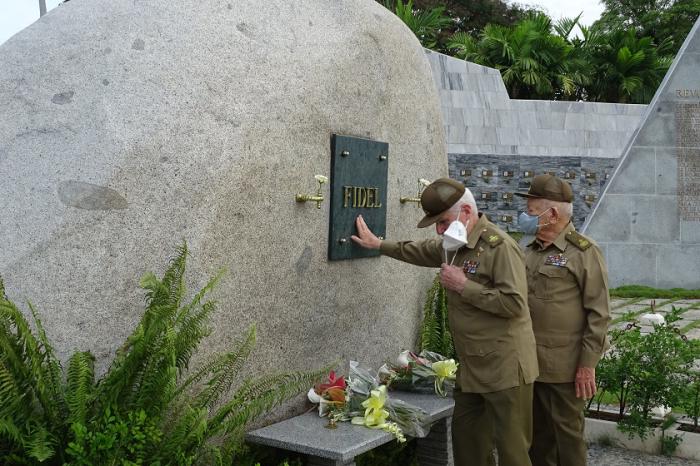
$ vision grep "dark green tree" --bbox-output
[596,0,700,55]
[585,28,673,103]
[378,0,542,52]
[447,13,582,99]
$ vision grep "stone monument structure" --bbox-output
[0,0,447,378]
[424,51,646,234]
[584,17,700,288]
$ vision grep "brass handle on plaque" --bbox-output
[400,178,431,205]
[296,175,328,209]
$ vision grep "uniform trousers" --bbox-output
[529,381,587,466]
[452,381,533,466]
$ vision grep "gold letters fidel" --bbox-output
[342,186,383,208]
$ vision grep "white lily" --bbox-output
[396,350,411,367]
[307,387,321,404]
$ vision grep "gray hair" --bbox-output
[447,190,478,215]
[540,199,573,220]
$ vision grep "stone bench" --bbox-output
[245,391,455,466]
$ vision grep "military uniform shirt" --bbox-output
[379,214,538,393]
[525,222,611,383]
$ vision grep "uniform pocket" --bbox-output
[533,266,569,300]
[536,335,577,374]
[463,340,508,384]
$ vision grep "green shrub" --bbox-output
[595,308,699,440]
[680,370,700,429]
[660,414,682,456]
[0,243,328,465]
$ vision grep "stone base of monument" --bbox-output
[585,415,700,460]
[245,391,455,466]
[585,416,664,455]
[667,425,700,461]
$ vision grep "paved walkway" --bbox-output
[589,444,700,464]
[610,298,700,336]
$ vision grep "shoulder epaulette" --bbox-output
[480,228,504,248]
[566,230,593,251]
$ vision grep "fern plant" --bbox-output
[0,243,328,465]
[418,274,454,359]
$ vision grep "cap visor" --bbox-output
[417,213,441,228]
[513,192,540,199]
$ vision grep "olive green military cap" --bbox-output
[514,174,573,203]
[417,177,465,228]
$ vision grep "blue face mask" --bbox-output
[518,208,551,235]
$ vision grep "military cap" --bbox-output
[514,174,573,203]
[417,177,465,228]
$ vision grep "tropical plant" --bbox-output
[419,274,454,359]
[585,28,673,104]
[447,13,582,100]
[380,0,453,49]
[378,0,543,51]
[0,244,328,465]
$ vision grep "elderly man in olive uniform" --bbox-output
[352,178,538,466]
[515,174,610,466]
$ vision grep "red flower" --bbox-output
[315,370,347,394]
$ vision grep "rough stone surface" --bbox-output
[0,0,447,398]
[245,391,454,461]
[585,17,700,287]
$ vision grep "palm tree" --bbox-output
[381,0,453,49]
[586,28,673,104]
[447,13,579,100]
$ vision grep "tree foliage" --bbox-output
[378,0,541,52]
[594,308,700,440]
[445,12,673,103]
[380,0,680,103]
[0,244,328,465]
[596,0,700,55]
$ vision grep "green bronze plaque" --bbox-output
[328,134,388,261]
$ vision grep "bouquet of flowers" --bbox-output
[307,362,427,442]
[379,350,458,397]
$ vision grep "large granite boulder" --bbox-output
[0,0,447,379]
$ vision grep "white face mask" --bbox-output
[442,210,469,265]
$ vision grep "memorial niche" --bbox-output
[328,134,389,261]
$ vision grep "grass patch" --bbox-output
[610,285,700,299]
[677,301,700,333]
